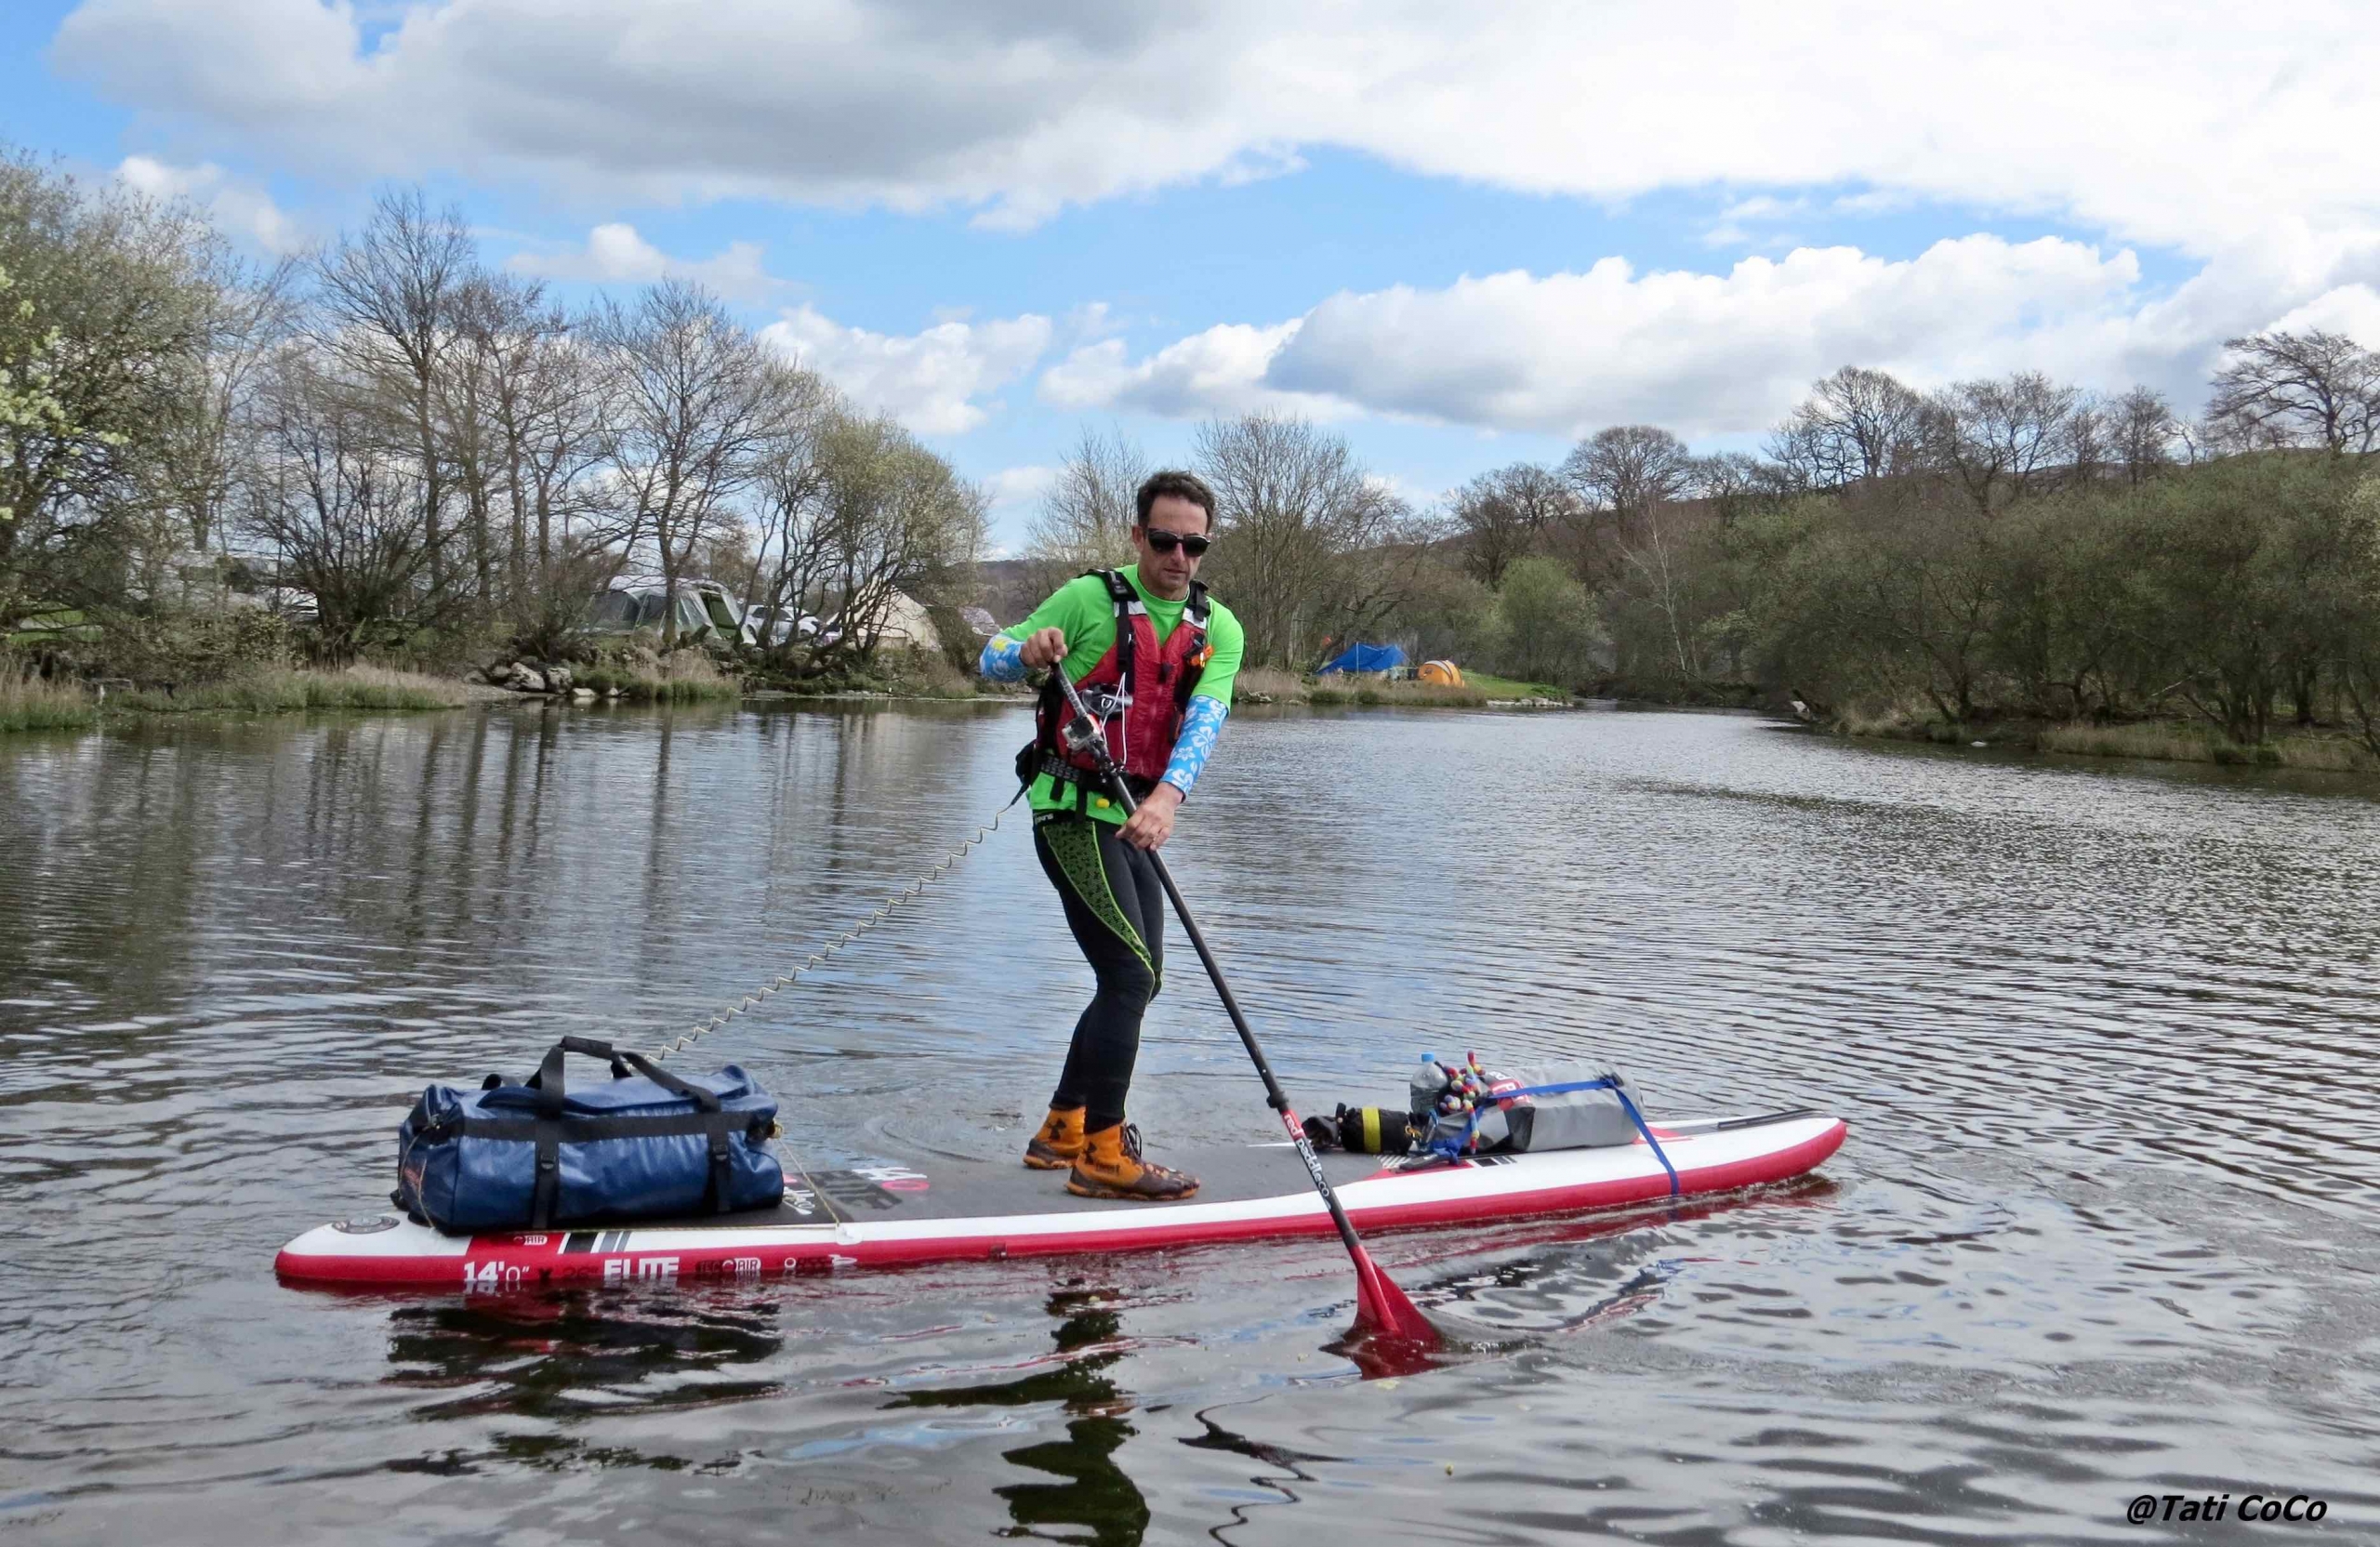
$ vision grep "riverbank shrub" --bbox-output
[0,673,99,732]
[858,646,977,699]
[1307,679,1489,707]
[75,607,295,686]
[577,646,739,704]
[746,644,979,699]
[109,665,468,714]
[2039,721,2374,772]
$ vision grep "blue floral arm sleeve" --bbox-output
[1161,695,1229,798]
[980,634,1026,681]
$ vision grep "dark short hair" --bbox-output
[1135,469,1217,530]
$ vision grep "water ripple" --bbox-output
[3,704,2377,1542]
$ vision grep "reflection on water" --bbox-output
[5,701,2380,1543]
[387,1291,788,1429]
[893,1289,1149,1547]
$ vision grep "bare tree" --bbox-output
[158,250,302,557]
[241,344,451,658]
[1452,462,1575,587]
[1558,424,1693,585]
[1195,411,1403,668]
[1025,424,1145,593]
[745,361,840,658]
[2206,330,2380,456]
[312,188,478,599]
[450,275,619,649]
[594,280,775,644]
[1689,451,1791,523]
[1766,365,1926,488]
[1563,424,1695,521]
[1616,498,1705,679]
[807,412,985,666]
[1921,371,2083,513]
[435,279,504,604]
[2107,386,2181,485]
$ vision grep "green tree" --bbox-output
[1493,556,1602,686]
[0,148,220,616]
[2135,455,2353,745]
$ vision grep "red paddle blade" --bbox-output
[1349,1248,1440,1346]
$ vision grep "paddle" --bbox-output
[1047,669,1441,1349]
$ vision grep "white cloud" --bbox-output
[50,1,2380,257]
[1039,235,2380,440]
[56,3,2380,444]
[505,222,778,300]
[982,464,1058,509]
[115,155,302,252]
[760,305,1052,436]
[2266,284,2380,344]
[1039,322,1349,420]
[1702,194,1816,250]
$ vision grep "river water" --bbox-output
[4,702,2377,1544]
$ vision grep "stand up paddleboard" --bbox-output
[277,1109,1844,1290]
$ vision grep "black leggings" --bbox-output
[1034,814,1165,1131]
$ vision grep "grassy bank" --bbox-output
[0,675,101,732]
[1461,671,1571,702]
[111,665,469,715]
[1236,667,1566,708]
[1839,708,2379,774]
[1307,679,1488,707]
[577,650,741,704]
[2037,720,2376,773]
[3,666,468,732]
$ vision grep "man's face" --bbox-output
[1132,494,1210,600]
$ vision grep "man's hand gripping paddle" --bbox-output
[1050,673,1441,1352]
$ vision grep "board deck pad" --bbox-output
[277,1112,1847,1290]
[771,1144,1389,1224]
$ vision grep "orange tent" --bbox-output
[1417,660,1463,686]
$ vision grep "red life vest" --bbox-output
[1033,570,1213,808]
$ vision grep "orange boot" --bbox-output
[1066,1123,1200,1201]
[1023,1105,1088,1170]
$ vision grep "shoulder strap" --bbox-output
[1092,569,1139,697]
[1170,581,1213,709]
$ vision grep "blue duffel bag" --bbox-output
[395,1036,784,1234]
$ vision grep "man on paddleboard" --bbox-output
[980,471,1244,1201]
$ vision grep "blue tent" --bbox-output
[1316,642,1407,675]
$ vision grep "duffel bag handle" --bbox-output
[534,1036,724,1118]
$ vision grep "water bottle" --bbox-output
[1409,1051,1450,1125]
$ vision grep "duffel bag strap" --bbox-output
[525,1037,731,1230]
[531,1036,724,1117]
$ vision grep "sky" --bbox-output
[7,1,2378,552]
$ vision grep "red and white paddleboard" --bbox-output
[276,1110,1845,1291]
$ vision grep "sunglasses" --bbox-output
[1144,530,1212,557]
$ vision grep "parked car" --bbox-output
[743,602,826,649]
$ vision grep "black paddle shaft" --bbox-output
[1049,679,1371,1261]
